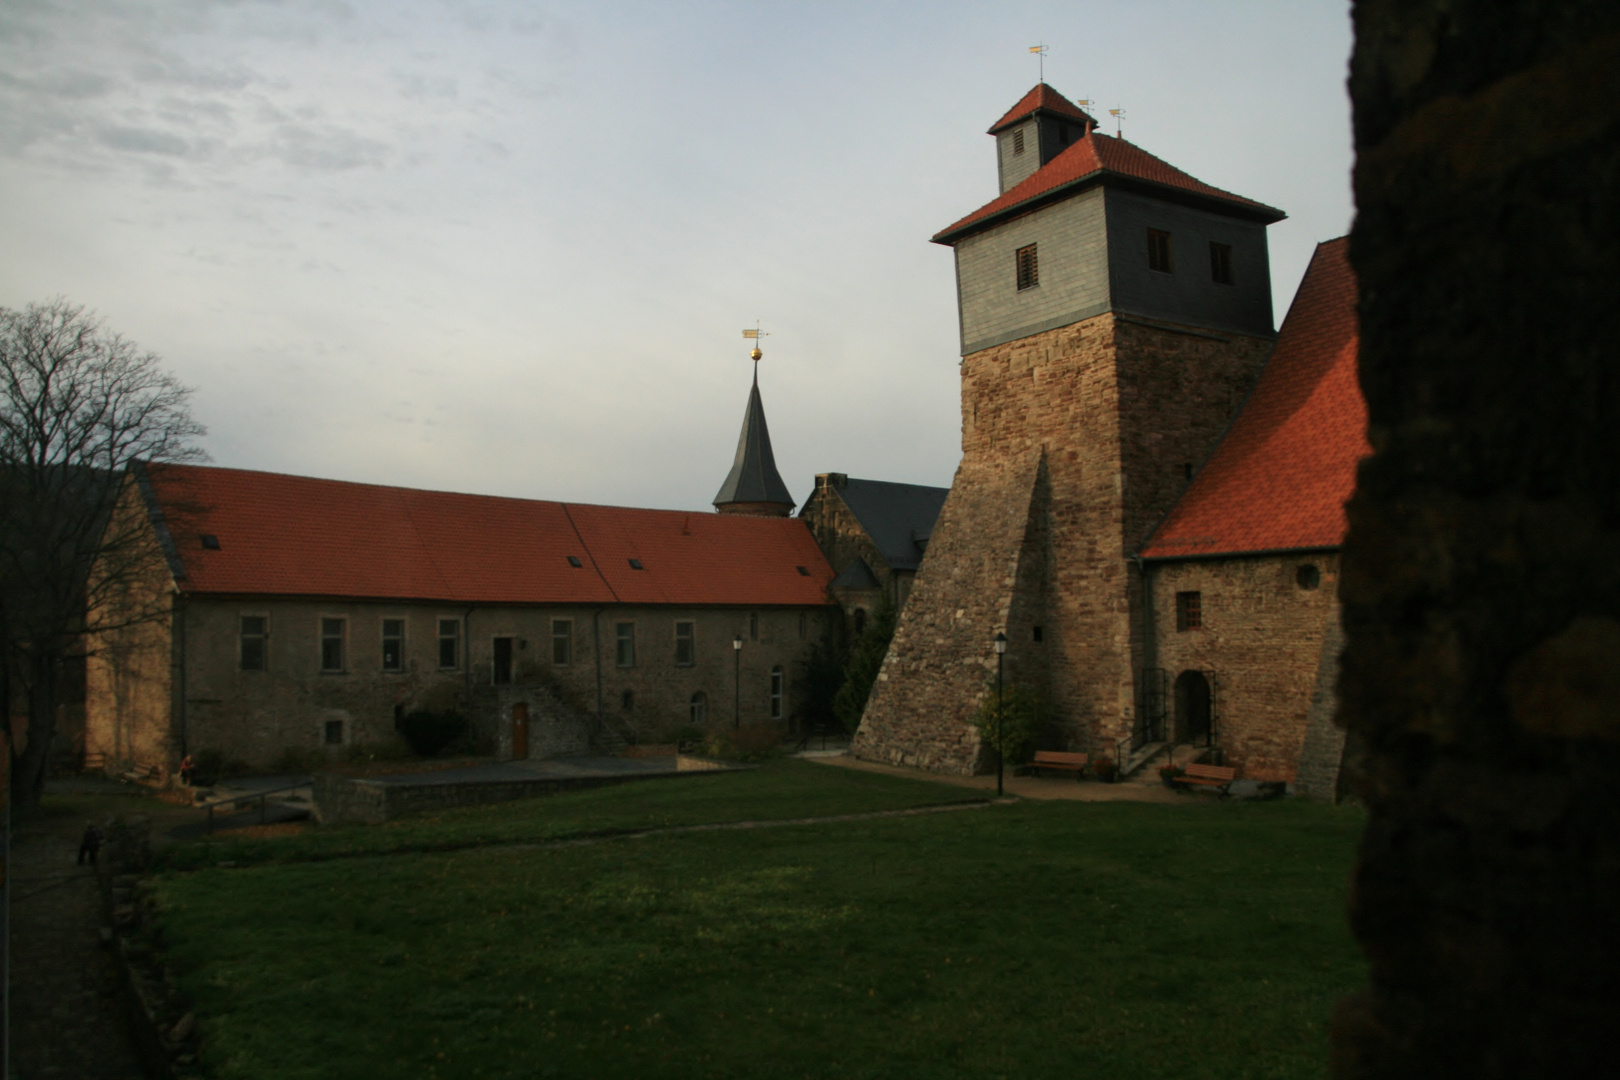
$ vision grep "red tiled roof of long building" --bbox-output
[140,464,834,606]
[933,130,1284,244]
[987,82,1093,133]
[1138,238,1367,560]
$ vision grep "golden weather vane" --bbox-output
[1109,107,1127,138]
[741,323,769,363]
[1029,43,1047,82]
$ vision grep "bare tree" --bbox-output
[1,300,206,813]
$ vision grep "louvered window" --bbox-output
[1016,243,1039,291]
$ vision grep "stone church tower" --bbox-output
[852,84,1286,773]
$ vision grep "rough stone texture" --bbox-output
[87,588,832,773]
[855,312,1270,772]
[1332,5,1620,1077]
[1149,554,1341,782]
[799,473,906,622]
[1294,607,1348,802]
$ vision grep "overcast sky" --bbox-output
[1,0,1354,512]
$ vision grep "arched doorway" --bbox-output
[1174,670,1212,745]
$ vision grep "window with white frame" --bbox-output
[674,621,695,666]
[552,619,572,666]
[769,665,785,720]
[616,622,636,667]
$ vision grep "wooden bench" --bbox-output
[1176,762,1237,796]
[1025,751,1090,778]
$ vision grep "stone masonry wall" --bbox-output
[851,453,1047,773]
[855,310,1270,772]
[1149,553,1341,783]
[1332,6,1620,1075]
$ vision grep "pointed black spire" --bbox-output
[714,364,795,516]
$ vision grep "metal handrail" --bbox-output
[199,779,312,833]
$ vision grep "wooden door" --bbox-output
[511,702,529,760]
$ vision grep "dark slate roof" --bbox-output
[830,557,881,590]
[713,373,795,511]
[833,478,950,572]
[1139,238,1367,560]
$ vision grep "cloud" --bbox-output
[96,124,192,156]
[269,123,390,171]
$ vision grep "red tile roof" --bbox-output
[988,83,1093,134]
[1139,238,1367,560]
[933,130,1285,244]
[141,464,834,606]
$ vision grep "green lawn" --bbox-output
[156,759,986,870]
[149,762,1367,1080]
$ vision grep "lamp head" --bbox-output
[733,636,743,650]
[993,631,1008,655]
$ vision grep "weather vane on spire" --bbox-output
[1029,44,1047,83]
[1109,106,1127,138]
[741,323,768,380]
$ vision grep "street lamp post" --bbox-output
[993,631,1008,797]
[733,635,743,730]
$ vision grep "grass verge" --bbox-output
[156,758,985,870]
[148,768,1366,1080]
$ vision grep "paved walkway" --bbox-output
[8,800,147,1079]
[806,751,1188,803]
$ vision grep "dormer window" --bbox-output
[1012,128,1025,155]
[200,534,220,550]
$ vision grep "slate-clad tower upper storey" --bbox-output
[938,83,1286,354]
[989,83,1099,193]
[853,84,1289,775]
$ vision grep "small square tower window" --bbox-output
[1016,244,1039,291]
[1209,242,1234,285]
[1175,591,1202,631]
[1148,229,1174,273]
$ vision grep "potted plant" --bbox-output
[1091,755,1118,783]
[1159,763,1186,788]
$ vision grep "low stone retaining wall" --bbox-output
[312,757,733,824]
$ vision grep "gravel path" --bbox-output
[8,812,147,1079]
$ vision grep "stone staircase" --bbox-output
[590,715,633,756]
[1121,741,1213,783]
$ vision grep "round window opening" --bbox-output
[1296,564,1321,590]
